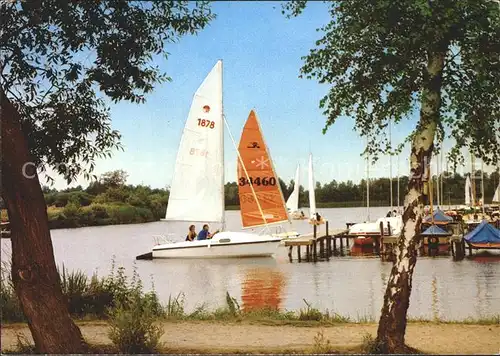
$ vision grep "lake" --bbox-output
[2,206,499,321]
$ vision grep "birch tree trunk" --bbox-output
[1,90,87,353]
[375,49,447,353]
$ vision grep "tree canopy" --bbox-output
[284,0,500,352]
[1,0,214,183]
[284,0,500,167]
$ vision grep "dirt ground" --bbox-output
[1,321,499,354]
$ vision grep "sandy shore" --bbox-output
[1,321,499,354]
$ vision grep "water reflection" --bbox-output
[431,276,438,320]
[241,268,286,311]
[1,207,499,320]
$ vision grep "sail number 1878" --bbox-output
[198,119,215,129]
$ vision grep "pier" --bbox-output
[286,219,472,263]
[284,222,351,262]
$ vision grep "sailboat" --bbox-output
[492,182,500,206]
[237,110,295,232]
[349,141,402,239]
[308,153,325,225]
[286,164,306,220]
[151,61,282,259]
[464,174,472,208]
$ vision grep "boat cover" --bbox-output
[423,209,454,224]
[464,220,500,244]
[421,224,451,236]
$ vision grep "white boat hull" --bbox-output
[349,216,403,236]
[473,249,500,256]
[152,231,281,259]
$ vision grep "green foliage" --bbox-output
[100,170,129,188]
[299,299,324,321]
[0,263,26,323]
[62,200,81,218]
[284,0,500,167]
[107,265,164,354]
[1,1,215,184]
[2,258,164,325]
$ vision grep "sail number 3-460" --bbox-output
[198,119,215,129]
[239,177,276,186]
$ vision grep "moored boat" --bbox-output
[464,220,500,256]
[286,164,307,220]
[150,61,285,259]
[307,153,325,225]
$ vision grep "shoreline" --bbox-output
[2,320,499,354]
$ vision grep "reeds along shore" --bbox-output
[2,261,499,326]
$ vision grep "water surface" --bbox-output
[2,207,499,320]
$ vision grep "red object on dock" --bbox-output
[353,237,374,246]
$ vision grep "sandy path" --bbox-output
[2,321,499,354]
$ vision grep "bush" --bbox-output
[90,203,109,219]
[107,205,136,224]
[107,267,164,354]
[299,299,323,321]
[0,264,26,323]
[63,201,81,219]
[135,207,154,222]
[77,206,95,226]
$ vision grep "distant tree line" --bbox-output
[226,170,499,208]
[3,169,497,228]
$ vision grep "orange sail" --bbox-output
[237,110,289,228]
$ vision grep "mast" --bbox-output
[220,59,225,229]
[471,152,476,206]
[389,119,393,213]
[397,154,400,212]
[366,137,370,221]
[446,157,450,210]
[481,159,485,213]
[435,152,440,207]
[440,149,444,206]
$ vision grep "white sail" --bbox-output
[164,61,224,223]
[465,175,471,206]
[286,164,300,213]
[493,182,500,203]
[308,153,316,218]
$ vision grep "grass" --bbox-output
[3,261,499,327]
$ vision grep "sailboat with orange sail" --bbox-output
[151,61,283,259]
[237,110,299,239]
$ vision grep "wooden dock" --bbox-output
[380,222,467,261]
[286,220,470,263]
[284,222,352,262]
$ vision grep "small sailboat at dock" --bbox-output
[308,153,325,225]
[286,164,307,220]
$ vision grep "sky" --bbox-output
[44,1,496,190]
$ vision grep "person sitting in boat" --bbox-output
[185,225,197,241]
[197,224,219,240]
[300,211,305,218]
[315,212,322,221]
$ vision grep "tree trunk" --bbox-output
[375,49,447,354]
[1,90,87,353]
